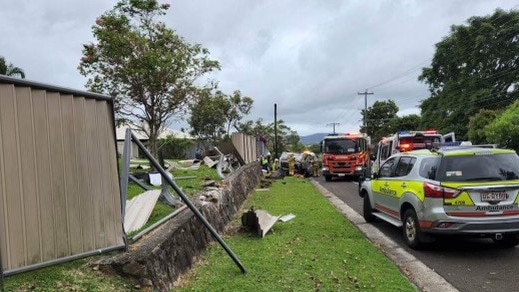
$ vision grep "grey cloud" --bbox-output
[1,0,518,137]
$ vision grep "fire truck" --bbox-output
[372,130,455,173]
[321,132,371,181]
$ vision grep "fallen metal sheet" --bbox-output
[166,160,201,171]
[241,209,280,238]
[124,189,161,233]
[256,210,280,237]
[203,156,218,168]
[278,213,296,222]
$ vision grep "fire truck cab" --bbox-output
[372,130,455,173]
[321,132,371,181]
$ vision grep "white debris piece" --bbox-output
[203,156,218,168]
[124,190,161,233]
[241,208,280,238]
[278,213,296,222]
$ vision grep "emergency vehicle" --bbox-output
[360,146,519,249]
[372,130,455,173]
[321,132,371,181]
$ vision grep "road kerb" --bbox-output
[310,180,459,292]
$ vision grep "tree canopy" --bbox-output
[485,100,519,151]
[467,109,501,144]
[78,0,220,156]
[188,89,253,147]
[361,100,399,142]
[419,9,519,140]
[0,56,25,78]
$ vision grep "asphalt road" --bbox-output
[315,176,519,292]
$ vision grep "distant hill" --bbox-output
[300,133,329,145]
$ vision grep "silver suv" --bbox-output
[359,147,519,249]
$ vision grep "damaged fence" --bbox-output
[0,76,125,276]
[119,129,247,274]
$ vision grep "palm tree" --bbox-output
[0,56,25,78]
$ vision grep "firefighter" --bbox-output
[301,151,314,177]
[288,153,296,176]
[312,156,320,177]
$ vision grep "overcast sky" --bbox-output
[1,0,518,136]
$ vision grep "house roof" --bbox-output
[115,124,194,141]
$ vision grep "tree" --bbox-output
[0,56,25,78]
[360,100,399,143]
[285,130,305,152]
[158,135,195,159]
[419,9,519,140]
[225,90,253,136]
[468,109,501,144]
[78,0,220,157]
[188,89,228,146]
[188,89,253,147]
[390,114,422,133]
[485,101,519,151]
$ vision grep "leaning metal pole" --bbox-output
[120,129,132,220]
[129,130,247,274]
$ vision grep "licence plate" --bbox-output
[481,191,508,202]
[338,174,345,177]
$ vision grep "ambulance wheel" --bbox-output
[403,209,423,249]
[363,193,375,222]
[325,175,332,181]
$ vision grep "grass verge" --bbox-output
[3,172,416,291]
[175,176,417,291]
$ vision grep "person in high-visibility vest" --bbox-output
[272,158,279,171]
[261,155,270,173]
[288,154,296,176]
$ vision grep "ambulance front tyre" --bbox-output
[363,193,375,223]
[324,175,332,182]
[403,208,424,250]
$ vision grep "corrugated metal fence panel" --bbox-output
[231,133,257,164]
[0,81,124,273]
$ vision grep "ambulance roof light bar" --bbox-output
[398,129,439,136]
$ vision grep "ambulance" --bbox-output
[372,130,455,173]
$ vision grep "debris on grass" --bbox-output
[241,207,280,238]
[278,213,296,222]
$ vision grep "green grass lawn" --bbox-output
[175,176,417,291]
[3,170,416,291]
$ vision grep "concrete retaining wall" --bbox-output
[98,162,263,291]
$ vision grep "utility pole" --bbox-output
[326,122,340,134]
[358,89,374,129]
[274,103,278,159]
